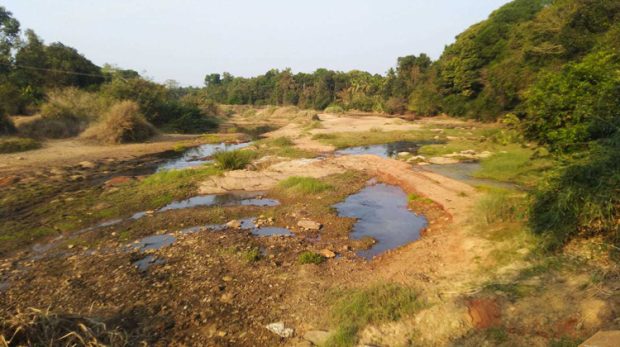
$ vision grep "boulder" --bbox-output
[297,219,322,231]
[266,322,294,338]
[428,157,460,165]
[580,330,620,347]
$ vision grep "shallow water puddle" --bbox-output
[157,142,250,171]
[422,162,520,190]
[334,183,427,258]
[159,193,279,212]
[335,141,429,158]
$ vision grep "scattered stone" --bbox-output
[297,219,322,231]
[226,220,242,229]
[222,275,233,282]
[319,249,336,258]
[397,151,410,157]
[16,156,25,160]
[220,292,234,304]
[460,149,476,155]
[266,322,294,338]
[78,161,96,169]
[303,330,331,345]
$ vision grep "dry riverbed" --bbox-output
[1,110,618,346]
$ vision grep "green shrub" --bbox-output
[278,176,332,194]
[530,134,620,249]
[270,136,294,147]
[81,101,156,144]
[324,105,344,114]
[325,283,423,346]
[0,137,41,153]
[213,149,255,170]
[297,251,325,265]
[384,97,407,115]
[160,103,219,134]
[0,113,16,135]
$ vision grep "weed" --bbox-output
[81,101,156,144]
[313,130,439,149]
[241,247,262,263]
[213,149,256,170]
[408,193,433,204]
[297,251,325,265]
[278,176,332,195]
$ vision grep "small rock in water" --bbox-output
[266,322,294,338]
[297,219,322,231]
[319,249,336,258]
[226,220,242,229]
[397,151,410,157]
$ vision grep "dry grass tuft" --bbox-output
[0,308,128,347]
[81,101,156,144]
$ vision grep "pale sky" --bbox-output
[4,1,511,86]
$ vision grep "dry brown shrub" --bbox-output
[0,308,128,347]
[81,101,156,144]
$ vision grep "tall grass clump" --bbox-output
[81,101,156,144]
[19,88,110,138]
[213,149,255,170]
[325,283,423,347]
[277,176,332,195]
[0,137,41,153]
[297,251,325,265]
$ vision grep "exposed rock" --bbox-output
[479,151,493,158]
[319,249,336,258]
[468,298,501,329]
[397,151,410,157]
[303,330,331,345]
[460,149,476,155]
[297,219,322,231]
[220,292,234,304]
[428,157,460,165]
[266,322,294,338]
[226,220,242,229]
[580,330,620,347]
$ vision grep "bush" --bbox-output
[81,101,156,144]
[324,105,344,114]
[297,251,325,265]
[0,137,41,153]
[212,149,255,170]
[0,113,16,135]
[278,176,332,194]
[161,103,219,134]
[530,134,620,249]
[384,97,407,115]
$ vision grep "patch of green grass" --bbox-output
[324,105,344,114]
[474,146,554,186]
[325,283,424,347]
[241,247,262,263]
[270,136,294,147]
[254,137,315,159]
[408,193,433,204]
[297,251,325,265]
[213,149,256,170]
[201,133,248,144]
[278,176,332,195]
[485,327,509,343]
[312,130,438,149]
[475,188,528,228]
[549,336,582,347]
[0,137,41,153]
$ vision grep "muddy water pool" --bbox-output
[334,182,427,258]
